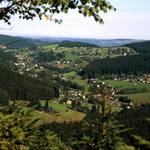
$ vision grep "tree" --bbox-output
[0,0,115,25]
[44,99,49,110]
[90,81,116,135]
[28,98,41,110]
[0,105,69,149]
[70,82,120,150]
[0,89,10,106]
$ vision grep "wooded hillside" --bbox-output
[124,41,150,54]
[81,54,150,77]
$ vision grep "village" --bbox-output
[7,44,149,111]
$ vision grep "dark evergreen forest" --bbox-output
[80,54,150,77]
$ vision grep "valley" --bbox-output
[10,40,150,104]
[0,35,150,150]
[1,0,150,149]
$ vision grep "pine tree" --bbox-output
[0,89,10,106]
[44,99,49,111]
[0,104,69,150]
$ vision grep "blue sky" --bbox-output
[0,0,150,39]
[111,0,150,13]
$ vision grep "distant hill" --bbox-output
[58,41,99,48]
[31,36,142,47]
[124,41,150,54]
[1,35,143,48]
[0,34,40,49]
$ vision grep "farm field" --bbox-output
[33,101,85,123]
[103,80,150,93]
[69,77,150,103]
[42,44,59,50]
[14,100,85,123]
[71,78,90,93]
[99,80,150,103]
[122,92,150,104]
[32,109,85,123]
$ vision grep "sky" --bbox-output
[0,0,150,39]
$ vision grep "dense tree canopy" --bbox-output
[0,0,115,24]
[80,54,150,77]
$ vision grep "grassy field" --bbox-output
[15,100,85,123]
[99,48,121,58]
[32,109,85,123]
[122,92,150,104]
[64,52,78,61]
[55,47,74,53]
[102,80,150,104]
[63,71,77,79]
[72,78,90,93]
[42,44,59,51]
[33,101,85,123]
[100,48,109,58]
[40,100,68,112]
[72,78,87,86]
[63,77,150,104]
[103,80,150,93]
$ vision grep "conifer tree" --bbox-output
[0,104,69,149]
[0,89,9,106]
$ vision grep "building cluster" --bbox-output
[59,88,85,105]
[14,54,43,77]
[108,47,134,56]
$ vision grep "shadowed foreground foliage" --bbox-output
[0,105,69,150]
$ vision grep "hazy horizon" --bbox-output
[0,34,149,41]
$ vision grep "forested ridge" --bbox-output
[124,41,150,54]
[58,41,99,48]
[0,34,38,49]
[0,50,17,69]
[81,53,150,77]
[81,40,150,77]
[0,65,57,101]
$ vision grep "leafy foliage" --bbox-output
[35,50,64,62]
[71,115,119,150]
[131,135,150,150]
[0,0,115,24]
[117,104,150,149]
[115,142,135,150]
[0,105,69,150]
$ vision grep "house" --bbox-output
[66,100,72,105]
